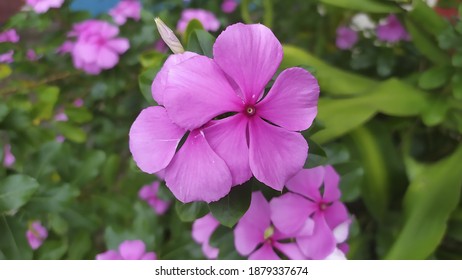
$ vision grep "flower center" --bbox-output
[245,105,256,116]
[319,202,328,211]
[264,226,274,240]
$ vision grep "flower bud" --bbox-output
[154,17,184,54]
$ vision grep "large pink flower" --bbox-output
[109,0,141,26]
[96,240,156,260]
[177,9,220,33]
[26,0,64,14]
[70,20,129,75]
[26,221,48,250]
[270,166,350,259]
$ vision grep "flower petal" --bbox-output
[286,167,324,201]
[97,48,118,69]
[269,193,316,236]
[323,248,346,260]
[151,52,198,105]
[213,23,283,104]
[96,250,122,260]
[257,67,319,131]
[202,242,219,259]
[274,242,306,260]
[324,201,349,230]
[333,220,351,244]
[204,114,251,186]
[141,252,157,260]
[119,240,146,260]
[296,214,336,260]
[234,192,269,255]
[323,165,341,202]
[107,38,129,53]
[192,214,220,244]
[163,55,242,130]
[248,243,280,260]
[164,130,232,203]
[129,106,186,174]
[248,117,308,190]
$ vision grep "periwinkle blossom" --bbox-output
[192,214,220,259]
[108,0,141,26]
[69,20,129,75]
[0,50,14,64]
[129,23,319,203]
[3,144,15,167]
[376,15,410,43]
[26,0,65,14]
[138,181,170,215]
[336,26,358,50]
[73,98,84,107]
[54,109,68,122]
[26,49,39,61]
[221,0,238,14]
[177,9,220,33]
[269,166,350,260]
[26,221,48,250]
[0,29,19,43]
[56,41,74,55]
[96,240,156,260]
[234,192,305,260]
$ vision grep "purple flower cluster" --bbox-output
[129,23,319,203]
[26,221,48,250]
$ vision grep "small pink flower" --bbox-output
[56,41,74,55]
[192,214,220,259]
[221,0,238,14]
[138,181,170,215]
[3,144,16,167]
[73,98,84,107]
[96,240,157,260]
[376,14,410,43]
[26,49,39,61]
[26,0,65,14]
[336,26,358,50]
[0,50,14,64]
[56,135,65,143]
[26,221,48,250]
[54,109,68,122]
[0,29,20,43]
[177,9,220,33]
[154,39,168,53]
[70,20,130,75]
[109,0,141,25]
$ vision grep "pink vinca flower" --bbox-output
[221,0,238,14]
[0,29,20,43]
[73,98,84,107]
[138,181,170,215]
[376,14,410,43]
[177,9,220,33]
[0,50,14,64]
[270,166,350,260]
[26,0,65,14]
[56,41,74,55]
[129,23,319,203]
[3,144,16,167]
[192,214,220,259]
[96,240,156,260]
[26,221,48,250]
[336,26,358,50]
[27,49,39,61]
[234,192,305,260]
[109,0,141,25]
[70,20,129,75]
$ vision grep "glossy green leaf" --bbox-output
[422,97,449,126]
[0,216,32,259]
[209,183,252,228]
[186,30,216,58]
[418,66,452,90]
[317,0,401,13]
[0,175,39,213]
[182,19,204,45]
[175,201,209,222]
[386,146,462,259]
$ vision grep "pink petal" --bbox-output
[323,165,341,202]
[234,192,269,255]
[213,23,283,104]
[286,167,324,201]
[248,117,308,190]
[164,130,232,203]
[73,42,97,63]
[273,242,306,260]
[204,114,251,186]
[151,52,198,106]
[192,214,220,244]
[324,201,349,230]
[107,38,130,53]
[333,220,351,244]
[202,242,219,259]
[248,243,280,260]
[97,47,119,69]
[324,248,346,260]
[141,252,157,260]
[269,193,316,236]
[151,199,170,215]
[129,106,185,174]
[256,67,319,131]
[138,184,157,200]
[296,214,336,260]
[163,55,242,130]
[96,250,122,260]
[119,240,146,260]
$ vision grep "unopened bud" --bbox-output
[154,17,184,54]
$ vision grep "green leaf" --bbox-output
[418,66,452,90]
[304,139,327,168]
[139,50,166,69]
[422,96,449,126]
[408,0,449,36]
[452,73,462,99]
[64,107,92,124]
[452,52,462,68]
[33,86,59,121]
[317,0,401,13]
[138,67,160,105]
[72,150,106,185]
[55,122,87,143]
[67,231,92,259]
[386,146,462,259]
[209,183,252,228]
[186,30,216,58]
[182,19,204,45]
[282,45,378,96]
[37,240,68,260]
[0,175,39,213]
[175,201,209,222]
[0,64,11,80]
[334,162,363,202]
[102,154,121,187]
[0,216,32,259]
[0,103,9,123]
